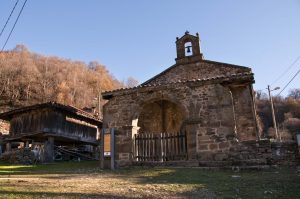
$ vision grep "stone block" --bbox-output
[198,135,210,141]
[119,153,130,160]
[218,127,233,136]
[116,142,132,153]
[198,144,208,151]
[208,120,222,127]
[206,129,218,135]
[219,141,230,149]
[200,140,214,144]
[116,160,132,168]
[214,153,228,161]
[197,152,214,161]
[209,143,218,150]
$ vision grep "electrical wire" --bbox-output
[0,0,20,39]
[1,0,28,52]
[276,67,300,96]
[271,55,300,86]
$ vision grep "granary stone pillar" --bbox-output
[6,142,11,152]
[44,137,54,163]
[25,140,30,148]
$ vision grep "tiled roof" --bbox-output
[141,59,251,86]
[102,72,254,97]
[0,102,102,123]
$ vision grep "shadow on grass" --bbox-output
[124,167,300,199]
[115,167,235,185]
[0,189,219,199]
[0,161,99,175]
[0,190,134,199]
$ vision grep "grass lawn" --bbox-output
[0,161,299,198]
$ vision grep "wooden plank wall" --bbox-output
[9,109,97,143]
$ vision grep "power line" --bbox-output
[1,0,28,52]
[0,0,20,39]
[271,55,300,86]
[276,67,300,96]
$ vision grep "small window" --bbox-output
[185,42,193,56]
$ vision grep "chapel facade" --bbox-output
[102,31,259,167]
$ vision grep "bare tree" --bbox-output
[125,77,139,88]
[288,88,300,100]
[0,45,123,110]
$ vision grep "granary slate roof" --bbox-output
[0,101,101,123]
[102,72,254,99]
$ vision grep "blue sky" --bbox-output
[0,0,299,96]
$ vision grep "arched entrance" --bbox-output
[138,100,184,133]
[133,99,187,162]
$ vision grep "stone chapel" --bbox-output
[102,31,259,167]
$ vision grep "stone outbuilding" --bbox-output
[102,32,260,167]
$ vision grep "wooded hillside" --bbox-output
[0,45,122,112]
[256,90,300,140]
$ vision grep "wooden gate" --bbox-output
[133,132,187,162]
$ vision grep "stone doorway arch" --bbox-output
[131,98,189,162]
[137,99,185,134]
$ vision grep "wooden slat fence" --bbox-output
[133,132,187,162]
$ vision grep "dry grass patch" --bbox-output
[0,161,299,198]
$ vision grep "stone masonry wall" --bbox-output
[103,79,257,167]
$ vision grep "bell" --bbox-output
[186,46,191,53]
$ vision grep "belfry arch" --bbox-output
[175,31,203,62]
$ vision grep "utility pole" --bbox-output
[267,85,280,141]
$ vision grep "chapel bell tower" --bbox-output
[175,31,203,64]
